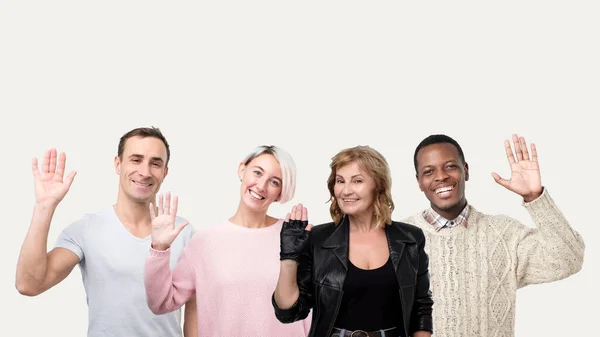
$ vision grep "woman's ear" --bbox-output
[237,162,246,181]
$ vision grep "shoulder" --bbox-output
[401,211,425,224]
[389,220,426,243]
[309,221,337,243]
[174,215,195,240]
[185,220,230,246]
[469,206,516,224]
[61,208,112,234]
[468,206,529,233]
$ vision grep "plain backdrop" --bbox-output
[1,1,598,336]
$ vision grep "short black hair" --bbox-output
[413,134,465,174]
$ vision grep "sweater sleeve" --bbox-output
[144,246,197,315]
[515,188,585,288]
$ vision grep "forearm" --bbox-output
[144,248,195,314]
[183,294,198,337]
[16,202,58,291]
[521,189,585,280]
[525,189,584,246]
[273,260,300,309]
[413,331,431,337]
[411,233,434,333]
[183,319,197,337]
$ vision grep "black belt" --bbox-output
[330,327,398,337]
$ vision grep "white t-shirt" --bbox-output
[55,207,194,337]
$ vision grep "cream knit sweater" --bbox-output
[403,189,585,337]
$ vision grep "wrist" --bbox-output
[151,242,170,251]
[523,187,543,203]
[34,199,60,210]
[33,201,59,221]
[280,259,299,268]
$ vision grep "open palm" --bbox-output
[150,192,189,251]
[492,134,543,200]
[32,149,77,205]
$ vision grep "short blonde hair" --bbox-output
[242,145,296,204]
[327,146,394,228]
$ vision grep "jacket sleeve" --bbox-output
[516,188,585,288]
[409,229,434,334]
[272,241,314,323]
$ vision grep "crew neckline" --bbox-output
[224,218,283,233]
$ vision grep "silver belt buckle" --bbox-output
[350,330,369,337]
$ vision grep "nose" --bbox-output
[433,169,449,182]
[256,177,268,192]
[137,164,151,177]
[342,182,353,196]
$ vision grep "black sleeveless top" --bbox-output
[333,257,404,333]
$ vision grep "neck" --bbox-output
[348,212,378,232]
[229,201,275,229]
[434,199,467,220]
[114,193,153,228]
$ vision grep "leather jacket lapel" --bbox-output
[386,224,417,285]
[321,215,349,287]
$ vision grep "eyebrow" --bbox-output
[336,174,365,179]
[128,154,164,163]
[420,160,457,170]
[252,165,282,182]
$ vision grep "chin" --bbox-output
[129,192,153,203]
[135,197,153,204]
[435,201,460,212]
[243,199,269,211]
[340,208,366,217]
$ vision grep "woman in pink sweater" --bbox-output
[143,145,311,337]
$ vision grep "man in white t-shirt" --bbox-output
[16,126,197,337]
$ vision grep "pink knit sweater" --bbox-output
[144,219,311,337]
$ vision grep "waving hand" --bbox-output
[492,134,543,202]
[32,149,77,206]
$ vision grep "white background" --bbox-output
[1,1,598,336]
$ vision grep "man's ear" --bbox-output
[114,156,121,175]
[416,174,424,192]
[464,162,469,181]
[164,166,169,179]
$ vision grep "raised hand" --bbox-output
[32,149,77,206]
[492,134,543,202]
[150,192,189,251]
[280,203,313,262]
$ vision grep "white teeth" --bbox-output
[343,199,358,202]
[436,186,453,194]
[134,181,151,187]
[249,190,265,200]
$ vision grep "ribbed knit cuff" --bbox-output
[521,186,551,212]
[149,246,172,257]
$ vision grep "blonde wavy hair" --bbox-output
[327,146,394,228]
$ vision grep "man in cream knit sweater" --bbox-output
[403,133,585,337]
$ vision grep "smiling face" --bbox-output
[114,136,169,204]
[237,153,283,213]
[416,142,469,219]
[333,161,377,219]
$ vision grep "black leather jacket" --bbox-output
[273,216,433,337]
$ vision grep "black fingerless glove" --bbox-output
[279,219,311,261]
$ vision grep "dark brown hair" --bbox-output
[117,127,170,166]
